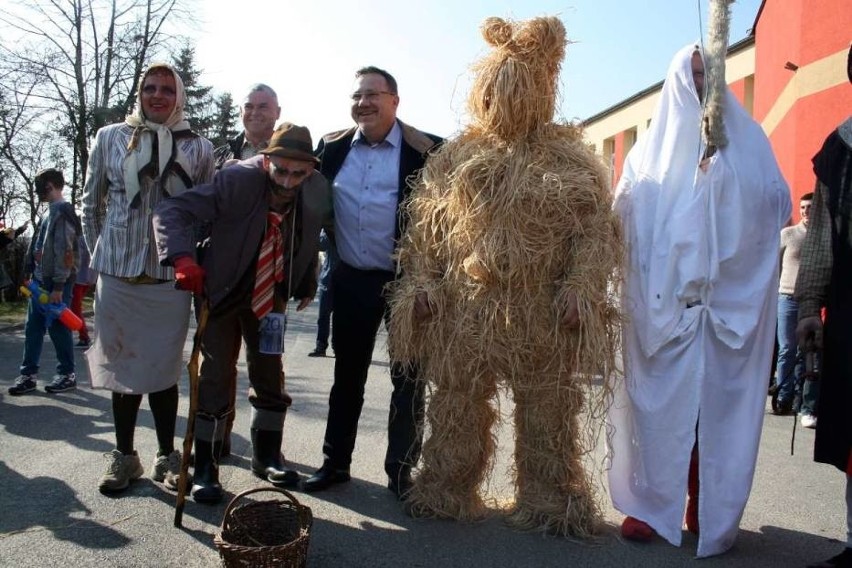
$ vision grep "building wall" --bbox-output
[583,42,755,188]
[584,0,851,213]
[754,0,852,219]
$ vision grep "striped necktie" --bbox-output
[251,211,284,319]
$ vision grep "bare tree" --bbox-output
[0,0,195,208]
[0,79,65,227]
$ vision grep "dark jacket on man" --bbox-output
[316,120,441,244]
[213,132,247,169]
[153,155,330,309]
[306,119,440,487]
[804,124,852,472]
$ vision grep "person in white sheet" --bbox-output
[607,44,791,557]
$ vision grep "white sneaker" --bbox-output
[45,373,77,393]
[800,414,817,429]
[99,450,143,493]
[152,449,182,491]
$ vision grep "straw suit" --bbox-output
[388,17,623,536]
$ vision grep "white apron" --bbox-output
[86,274,191,394]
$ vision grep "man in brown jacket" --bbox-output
[154,123,329,503]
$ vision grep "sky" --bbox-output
[192,0,764,140]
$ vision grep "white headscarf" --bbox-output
[615,44,791,357]
[122,63,194,205]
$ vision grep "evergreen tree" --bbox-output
[210,92,239,148]
[172,45,215,134]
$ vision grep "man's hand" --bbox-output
[173,256,205,296]
[49,289,63,304]
[414,291,432,321]
[296,297,312,311]
[561,291,580,328]
[796,315,823,351]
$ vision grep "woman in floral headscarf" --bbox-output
[81,63,215,495]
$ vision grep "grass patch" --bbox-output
[0,296,94,328]
[0,299,29,327]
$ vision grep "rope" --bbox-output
[696,0,709,166]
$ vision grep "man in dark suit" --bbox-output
[303,66,441,499]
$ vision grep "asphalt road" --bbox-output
[0,301,845,567]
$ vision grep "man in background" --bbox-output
[209,82,282,456]
[772,192,817,428]
[308,229,338,358]
[215,83,281,168]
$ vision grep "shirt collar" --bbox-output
[352,120,401,148]
[242,135,268,156]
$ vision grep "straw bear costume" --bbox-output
[389,16,622,536]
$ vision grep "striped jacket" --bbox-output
[81,123,215,279]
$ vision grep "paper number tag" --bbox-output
[259,312,287,355]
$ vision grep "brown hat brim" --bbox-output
[260,147,320,164]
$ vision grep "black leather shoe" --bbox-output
[772,397,793,415]
[302,465,351,492]
[388,474,414,501]
[308,348,326,358]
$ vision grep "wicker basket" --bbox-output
[214,487,313,567]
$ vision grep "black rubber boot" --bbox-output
[250,428,299,487]
[191,439,223,504]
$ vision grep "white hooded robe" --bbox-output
[607,44,792,558]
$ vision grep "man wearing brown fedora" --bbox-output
[153,122,330,504]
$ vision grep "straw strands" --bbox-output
[703,0,735,149]
[388,16,623,538]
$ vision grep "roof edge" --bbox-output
[583,35,756,126]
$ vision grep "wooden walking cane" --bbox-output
[174,298,210,528]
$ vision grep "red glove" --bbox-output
[173,256,205,296]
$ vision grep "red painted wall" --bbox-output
[772,87,852,220]
[728,77,746,106]
[613,131,626,186]
[754,0,852,222]
[753,2,803,123]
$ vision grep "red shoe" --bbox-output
[685,496,699,534]
[686,444,699,534]
[621,516,655,542]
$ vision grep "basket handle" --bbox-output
[220,486,304,528]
